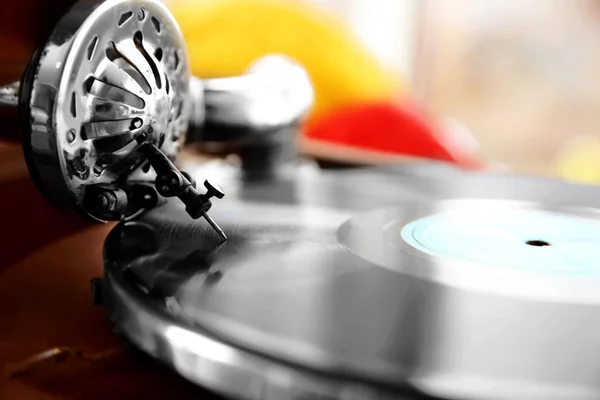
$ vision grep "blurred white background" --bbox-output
[320,0,600,178]
[168,0,600,180]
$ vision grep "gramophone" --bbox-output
[0,0,313,236]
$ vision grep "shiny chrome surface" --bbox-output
[0,81,18,107]
[202,55,314,130]
[104,163,600,400]
[17,0,313,219]
[187,54,314,147]
[23,0,189,217]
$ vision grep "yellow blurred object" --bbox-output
[553,136,600,185]
[167,0,399,120]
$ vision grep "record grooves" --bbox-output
[103,161,600,400]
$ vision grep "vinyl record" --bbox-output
[102,161,600,400]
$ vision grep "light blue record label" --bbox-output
[401,208,600,275]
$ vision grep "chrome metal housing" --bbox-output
[22,0,190,218]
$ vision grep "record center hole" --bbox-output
[526,240,551,247]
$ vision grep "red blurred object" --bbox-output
[304,101,485,168]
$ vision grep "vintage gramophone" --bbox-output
[0,0,313,232]
[0,0,313,396]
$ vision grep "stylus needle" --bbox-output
[201,211,228,240]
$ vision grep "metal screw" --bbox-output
[67,129,76,143]
[96,192,117,212]
[201,179,225,201]
[87,187,128,216]
[156,170,184,197]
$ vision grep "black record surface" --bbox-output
[103,161,600,400]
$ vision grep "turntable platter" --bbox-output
[102,162,600,400]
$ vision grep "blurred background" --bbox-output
[164,0,600,183]
[4,0,600,181]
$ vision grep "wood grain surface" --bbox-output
[0,145,224,399]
